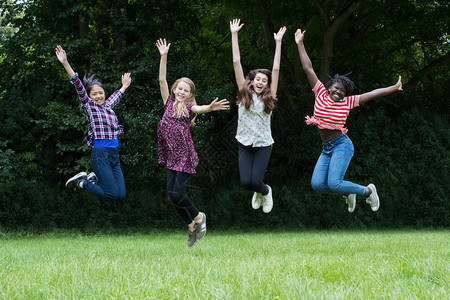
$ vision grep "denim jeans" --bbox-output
[83,147,126,201]
[311,135,366,196]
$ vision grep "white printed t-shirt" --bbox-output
[236,92,274,147]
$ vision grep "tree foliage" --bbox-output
[0,0,448,230]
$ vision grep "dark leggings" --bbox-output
[238,143,272,195]
[167,169,199,224]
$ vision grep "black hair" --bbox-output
[325,74,357,96]
[83,74,103,96]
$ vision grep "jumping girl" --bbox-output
[230,19,286,213]
[156,38,229,248]
[295,28,402,213]
[55,45,131,202]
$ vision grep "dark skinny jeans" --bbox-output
[238,143,272,195]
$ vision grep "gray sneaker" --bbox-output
[366,184,380,211]
[187,230,197,248]
[262,185,273,213]
[65,172,87,189]
[195,212,207,240]
[344,194,356,213]
[252,192,262,209]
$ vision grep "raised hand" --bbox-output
[395,76,403,91]
[230,19,244,33]
[274,26,287,42]
[121,72,132,89]
[156,38,171,56]
[209,98,230,111]
[55,45,68,64]
[294,29,306,44]
[55,44,75,77]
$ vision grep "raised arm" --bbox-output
[359,76,402,105]
[55,45,75,78]
[230,19,245,90]
[295,29,319,89]
[119,73,132,93]
[191,98,230,114]
[270,26,286,98]
[156,38,171,104]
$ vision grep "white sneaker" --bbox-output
[366,184,380,211]
[251,192,263,209]
[87,172,97,183]
[65,172,87,189]
[262,185,273,213]
[344,194,356,213]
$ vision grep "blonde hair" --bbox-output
[170,77,197,126]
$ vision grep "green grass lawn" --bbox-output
[0,230,448,299]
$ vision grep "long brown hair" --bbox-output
[236,69,276,114]
[170,77,197,126]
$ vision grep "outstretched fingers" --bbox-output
[122,72,132,87]
[230,19,244,33]
[55,45,67,62]
[156,38,171,55]
[210,98,230,111]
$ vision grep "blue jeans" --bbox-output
[83,147,126,201]
[311,135,365,196]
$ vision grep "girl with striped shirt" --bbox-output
[295,28,402,213]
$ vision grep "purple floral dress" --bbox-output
[157,95,199,174]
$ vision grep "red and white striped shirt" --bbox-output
[305,80,360,133]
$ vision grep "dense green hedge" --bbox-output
[1,101,447,231]
[1,0,448,231]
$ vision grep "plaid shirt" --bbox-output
[70,73,124,148]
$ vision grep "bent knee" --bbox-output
[169,192,186,205]
[311,178,324,191]
[327,180,343,192]
[104,189,120,202]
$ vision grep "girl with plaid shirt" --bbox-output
[55,45,131,202]
[295,28,402,213]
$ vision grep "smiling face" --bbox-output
[174,81,193,102]
[328,82,347,102]
[251,72,269,95]
[89,85,105,106]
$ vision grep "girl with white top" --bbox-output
[230,19,286,213]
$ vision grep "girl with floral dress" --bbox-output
[230,19,286,213]
[156,38,229,248]
[295,28,402,212]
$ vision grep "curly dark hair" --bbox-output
[236,69,276,114]
[83,74,104,96]
[325,74,357,96]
